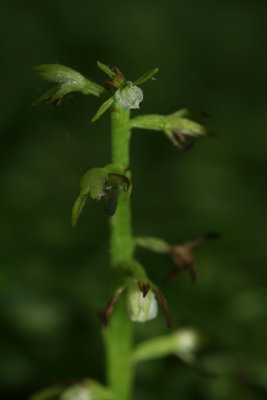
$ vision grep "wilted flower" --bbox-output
[167,232,220,283]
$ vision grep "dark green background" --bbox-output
[1,0,267,399]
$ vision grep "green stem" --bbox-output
[103,101,134,400]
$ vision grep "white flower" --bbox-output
[61,386,93,400]
[115,81,143,110]
[127,280,158,322]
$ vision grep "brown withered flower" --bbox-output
[166,233,220,283]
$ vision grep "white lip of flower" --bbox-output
[61,386,92,400]
[115,81,143,110]
[127,281,158,322]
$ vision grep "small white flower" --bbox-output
[173,328,199,363]
[127,280,158,322]
[115,81,143,110]
[61,386,93,400]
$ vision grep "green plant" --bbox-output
[32,61,216,400]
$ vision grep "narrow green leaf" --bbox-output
[97,61,116,79]
[91,96,115,122]
[133,68,159,86]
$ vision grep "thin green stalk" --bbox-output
[103,101,134,400]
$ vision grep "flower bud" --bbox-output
[173,328,199,363]
[127,280,158,322]
[115,82,143,110]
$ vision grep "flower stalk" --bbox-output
[32,61,216,400]
[102,101,134,400]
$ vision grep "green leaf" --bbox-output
[97,61,116,79]
[91,96,115,122]
[133,68,159,86]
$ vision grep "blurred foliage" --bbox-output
[1,0,267,399]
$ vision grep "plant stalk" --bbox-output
[103,101,134,400]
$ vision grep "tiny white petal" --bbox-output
[115,82,143,110]
[62,387,92,400]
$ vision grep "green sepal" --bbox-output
[135,236,171,253]
[30,386,65,400]
[60,379,114,400]
[80,168,107,199]
[133,67,159,86]
[72,196,87,227]
[97,61,116,79]
[91,96,115,122]
[33,64,106,105]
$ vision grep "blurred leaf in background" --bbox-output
[1,0,267,399]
